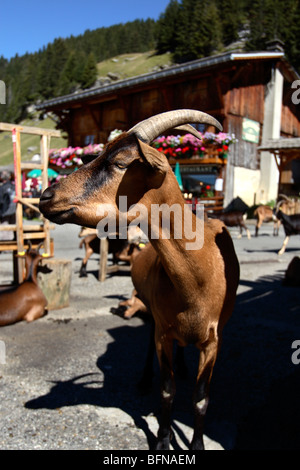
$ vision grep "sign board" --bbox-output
[173,165,220,175]
[242,118,260,143]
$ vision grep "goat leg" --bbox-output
[79,244,93,277]
[155,336,176,450]
[79,261,88,277]
[190,338,218,450]
[137,318,155,393]
[278,235,289,255]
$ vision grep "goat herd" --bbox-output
[0,110,299,451]
[211,195,300,256]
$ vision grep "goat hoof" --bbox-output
[155,441,169,450]
[154,429,174,450]
[110,306,128,318]
[154,437,170,450]
[190,439,205,450]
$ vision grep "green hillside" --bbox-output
[97,51,172,79]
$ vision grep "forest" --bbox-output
[1,0,300,124]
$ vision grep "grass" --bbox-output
[97,50,172,79]
[0,117,68,167]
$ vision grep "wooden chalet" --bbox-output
[37,45,300,207]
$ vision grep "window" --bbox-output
[84,135,95,145]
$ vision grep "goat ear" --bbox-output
[136,138,169,188]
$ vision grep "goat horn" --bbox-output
[128,109,222,143]
[172,124,203,141]
[36,241,44,253]
[27,240,32,251]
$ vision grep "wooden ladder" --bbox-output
[0,122,61,284]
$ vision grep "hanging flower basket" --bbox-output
[48,130,236,183]
[152,131,236,161]
[48,129,124,174]
[49,143,105,169]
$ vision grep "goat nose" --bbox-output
[40,186,55,202]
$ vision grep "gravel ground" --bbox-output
[0,220,299,451]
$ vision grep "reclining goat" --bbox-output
[0,241,48,326]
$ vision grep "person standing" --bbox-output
[0,171,16,240]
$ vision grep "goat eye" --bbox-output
[115,162,128,170]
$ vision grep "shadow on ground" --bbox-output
[25,269,300,450]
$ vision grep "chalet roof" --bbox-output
[259,138,300,151]
[36,50,298,111]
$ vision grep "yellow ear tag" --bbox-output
[139,243,146,248]
[42,253,50,258]
[17,251,25,256]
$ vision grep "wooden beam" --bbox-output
[40,133,51,255]
[0,122,61,137]
[99,238,108,282]
[13,128,24,283]
[23,232,46,240]
[21,163,44,170]
[0,224,54,232]
[17,198,40,213]
[0,224,17,231]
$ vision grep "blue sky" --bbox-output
[0,0,171,60]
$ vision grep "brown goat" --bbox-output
[78,233,132,277]
[209,210,251,239]
[254,196,297,237]
[254,205,279,236]
[39,109,240,450]
[78,226,144,277]
[0,241,48,326]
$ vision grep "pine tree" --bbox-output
[245,0,277,51]
[245,0,300,55]
[216,0,246,46]
[156,0,181,54]
[56,52,78,96]
[173,0,223,63]
[80,52,98,89]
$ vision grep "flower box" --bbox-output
[47,130,236,181]
[152,131,236,161]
